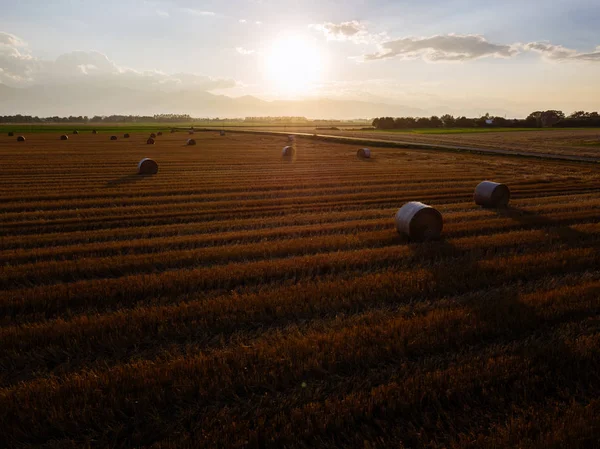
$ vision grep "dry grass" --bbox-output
[243,127,600,159]
[0,131,599,448]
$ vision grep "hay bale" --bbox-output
[357,148,371,159]
[187,138,197,146]
[288,135,295,143]
[157,131,163,136]
[124,133,130,138]
[474,181,510,208]
[282,146,295,158]
[171,129,176,134]
[137,158,158,175]
[110,136,118,141]
[395,202,443,241]
[188,131,194,135]
[17,136,25,142]
[150,133,157,138]
[92,130,98,134]
[8,132,14,137]
[60,135,69,140]
[147,137,155,145]
[220,131,225,136]
[73,130,79,135]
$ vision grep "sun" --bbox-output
[262,35,324,97]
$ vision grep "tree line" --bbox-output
[0,114,195,124]
[372,110,600,130]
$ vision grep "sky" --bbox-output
[1,0,600,117]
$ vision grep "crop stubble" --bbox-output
[0,132,599,448]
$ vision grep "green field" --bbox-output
[0,124,190,134]
[368,127,600,135]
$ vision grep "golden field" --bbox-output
[0,131,599,448]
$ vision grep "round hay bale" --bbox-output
[92,130,98,134]
[357,148,371,159]
[60,135,69,140]
[110,135,118,141]
[137,158,158,175]
[73,130,79,135]
[220,131,225,136]
[17,136,26,142]
[124,133,130,138]
[147,137,155,145]
[288,135,295,143]
[8,132,14,137]
[157,131,163,136]
[188,131,194,135]
[474,181,510,208]
[395,202,443,241]
[150,133,157,138]
[282,146,296,159]
[187,138,197,146]
[171,128,176,134]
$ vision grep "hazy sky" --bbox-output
[1,0,600,116]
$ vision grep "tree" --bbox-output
[440,114,456,127]
[429,116,443,128]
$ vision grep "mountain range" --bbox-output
[0,83,426,119]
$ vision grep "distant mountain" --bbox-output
[0,83,425,119]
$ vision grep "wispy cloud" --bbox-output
[180,8,216,17]
[156,9,169,18]
[236,47,255,55]
[310,21,377,44]
[523,42,600,61]
[239,19,247,23]
[364,34,518,62]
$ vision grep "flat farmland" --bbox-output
[237,127,600,160]
[1,131,600,448]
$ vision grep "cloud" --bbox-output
[523,41,600,61]
[0,32,236,91]
[239,19,247,23]
[365,34,518,62]
[236,47,255,55]
[180,8,216,17]
[156,9,170,18]
[0,32,26,47]
[310,20,377,44]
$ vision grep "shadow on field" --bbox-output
[356,156,376,163]
[105,174,153,187]
[495,206,589,245]
[407,237,541,338]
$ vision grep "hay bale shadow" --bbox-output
[495,206,588,245]
[356,155,376,163]
[105,174,153,187]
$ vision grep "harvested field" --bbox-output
[1,132,599,448]
[237,127,600,160]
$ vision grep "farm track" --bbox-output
[0,132,599,448]
[227,126,600,160]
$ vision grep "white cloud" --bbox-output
[255,21,262,25]
[0,32,236,91]
[239,19,247,23]
[236,47,255,55]
[156,9,170,18]
[365,34,518,62]
[310,21,375,44]
[523,41,600,61]
[180,8,216,17]
[0,32,26,47]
